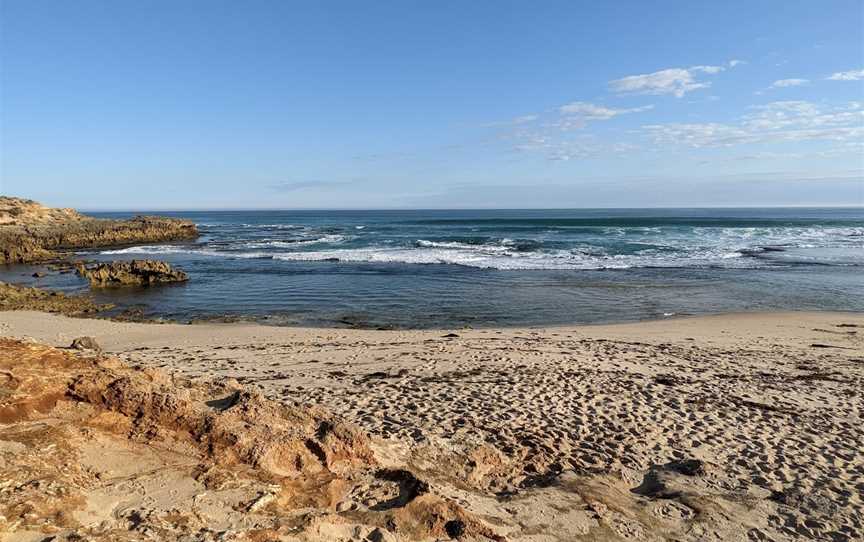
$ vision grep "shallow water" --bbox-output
[5,208,863,328]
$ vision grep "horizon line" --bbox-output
[77,204,864,212]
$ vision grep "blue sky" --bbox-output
[1,1,862,209]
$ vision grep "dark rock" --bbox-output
[70,336,101,352]
[76,260,188,287]
[444,520,466,539]
[31,272,46,278]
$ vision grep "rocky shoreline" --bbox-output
[0,196,198,264]
[0,196,197,317]
[0,281,111,315]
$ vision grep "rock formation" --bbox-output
[76,260,188,286]
[0,196,84,225]
[70,336,102,352]
[0,339,494,541]
[0,196,198,264]
[0,281,111,315]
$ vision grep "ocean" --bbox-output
[7,208,863,328]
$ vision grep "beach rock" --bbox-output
[70,336,102,352]
[76,260,188,287]
[0,196,198,264]
[0,338,497,541]
[0,281,111,315]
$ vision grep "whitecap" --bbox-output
[100,245,270,259]
[244,234,346,249]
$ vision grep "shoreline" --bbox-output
[3,308,862,349]
[4,267,863,330]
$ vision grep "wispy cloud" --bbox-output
[609,61,740,98]
[482,114,539,128]
[827,69,864,81]
[512,132,639,162]
[558,102,653,119]
[271,180,356,192]
[643,101,864,148]
[503,99,652,160]
[769,78,809,88]
[690,65,725,74]
[610,68,708,98]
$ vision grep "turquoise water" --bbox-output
[6,208,863,327]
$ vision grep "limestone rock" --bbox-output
[0,281,111,315]
[0,197,198,264]
[76,260,189,287]
[0,196,84,225]
[70,336,102,352]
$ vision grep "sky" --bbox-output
[1,1,863,209]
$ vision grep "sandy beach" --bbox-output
[1,310,862,541]
[3,1,863,539]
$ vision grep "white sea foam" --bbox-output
[240,223,301,229]
[269,246,764,270]
[100,245,270,259]
[415,239,510,252]
[244,234,346,248]
[97,224,864,270]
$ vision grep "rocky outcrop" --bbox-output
[70,336,102,352]
[0,196,198,264]
[0,281,111,315]
[0,339,494,541]
[0,196,84,225]
[76,260,188,286]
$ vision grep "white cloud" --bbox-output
[644,101,864,148]
[609,61,739,98]
[483,114,538,128]
[511,129,639,161]
[769,78,809,88]
[691,65,725,74]
[558,102,653,119]
[512,115,538,124]
[744,101,862,130]
[728,59,745,67]
[645,123,863,148]
[610,68,709,98]
[827,69,864,81]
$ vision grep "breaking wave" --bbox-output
[96,220,863,270]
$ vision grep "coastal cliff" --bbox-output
[0,196,198,264]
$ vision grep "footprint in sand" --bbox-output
[651,500,695,522]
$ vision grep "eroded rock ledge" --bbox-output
[0,281,111,315]
[0,339,495,541]
[0,196,198,264]
[76,259,188,286]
